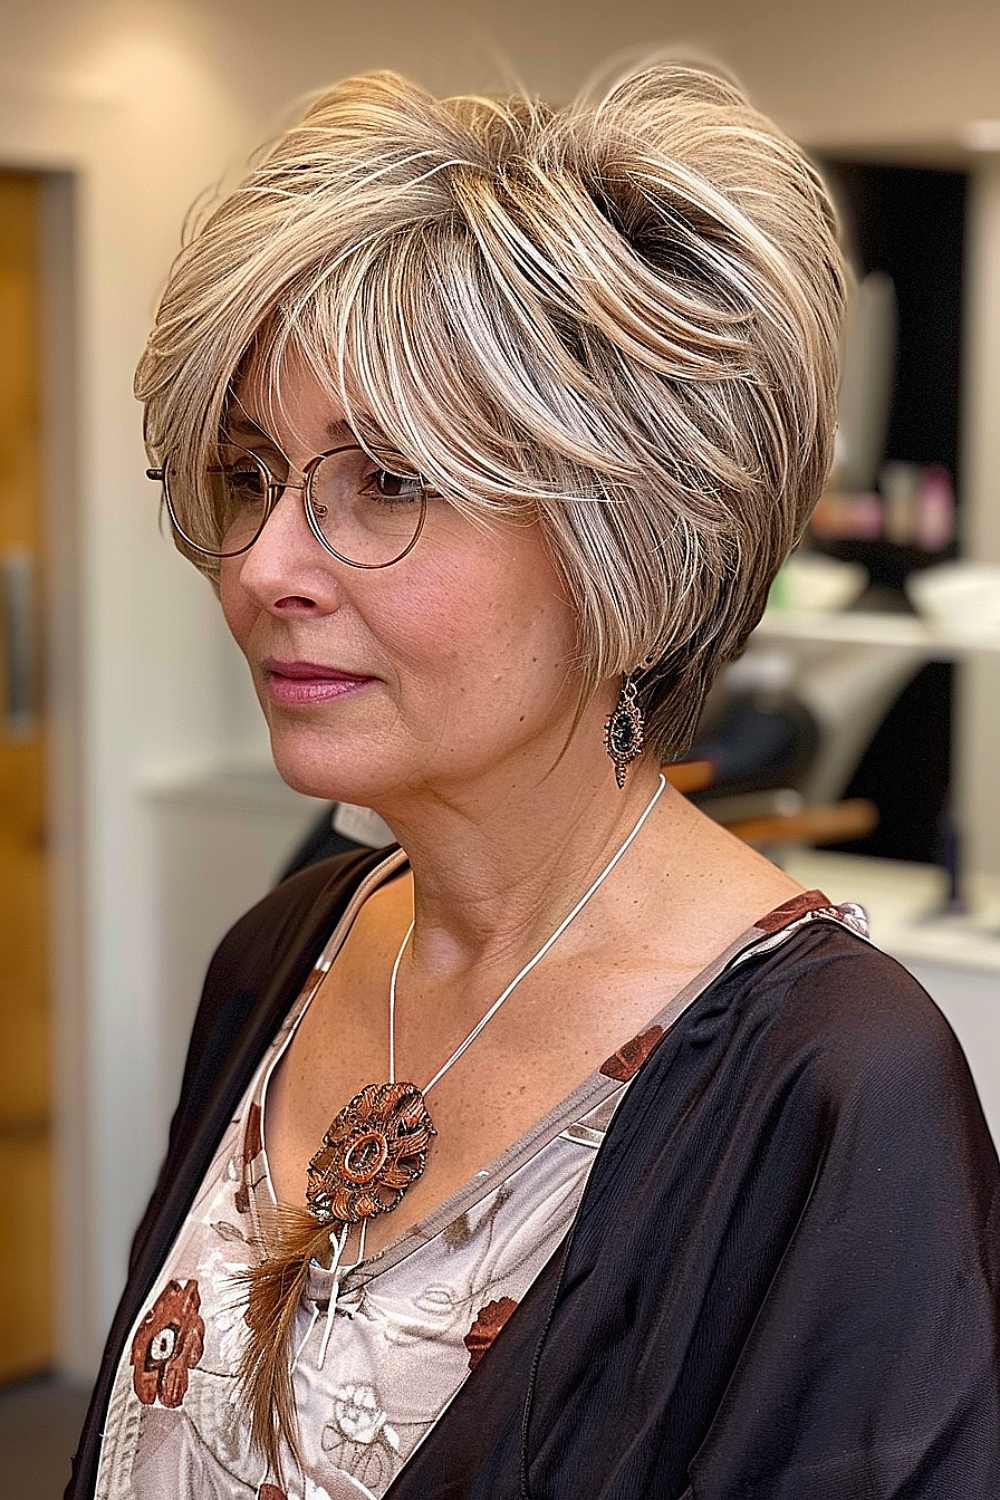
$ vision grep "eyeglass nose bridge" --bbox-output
[262,447,332,501]
[264,462,329,528]
[262,452,306,498]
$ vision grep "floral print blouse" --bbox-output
[94,856,867,1500]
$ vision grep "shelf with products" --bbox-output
[800,156,970,864]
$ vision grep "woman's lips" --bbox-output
[262,659,374,706]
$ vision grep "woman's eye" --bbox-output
[209,458,267,508]
[228,466,267,503]
[370,469,426,501]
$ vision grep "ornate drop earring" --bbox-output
[605,670,646,788]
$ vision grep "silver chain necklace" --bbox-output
[304,773,666,1233]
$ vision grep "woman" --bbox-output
[70,63,998,1500]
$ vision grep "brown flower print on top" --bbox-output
[465,1297,518,1371]
[257,1487,287,1500]
[130,1279,205,1408]
[600,1025,664,1082]
[236,1100,263,1214]
[244,1100,263,1163]
[756,889,828,933]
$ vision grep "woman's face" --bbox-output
[219,361,592,810]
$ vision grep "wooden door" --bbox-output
[0,171,50,1383]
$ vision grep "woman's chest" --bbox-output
[260,947,691,1259]
[96,1059,612,1500]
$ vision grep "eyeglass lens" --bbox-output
[168,444,425,567]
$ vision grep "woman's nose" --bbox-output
[233,486,342,612]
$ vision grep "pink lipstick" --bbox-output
[263,659,373,706]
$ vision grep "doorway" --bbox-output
[0,169,51,1383]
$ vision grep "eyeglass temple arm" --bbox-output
[146,467,165,481]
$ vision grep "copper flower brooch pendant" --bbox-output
[305,1081,437,1226]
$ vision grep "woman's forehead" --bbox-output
[229,354,356,452]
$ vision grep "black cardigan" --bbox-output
[69,850,1000,1498]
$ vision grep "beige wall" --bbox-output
[11,0,1000,145]
[1,0,998,1374]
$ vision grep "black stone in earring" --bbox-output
[605,672,645,789]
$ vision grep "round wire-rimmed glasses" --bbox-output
[146,441,428,570]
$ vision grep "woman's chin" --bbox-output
[266,730,397,808]
[271,754,364,804]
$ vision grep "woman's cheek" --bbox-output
[219,564,255,656]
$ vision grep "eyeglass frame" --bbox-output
[146,437,428,570]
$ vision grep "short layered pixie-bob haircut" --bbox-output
[136,63,847,761]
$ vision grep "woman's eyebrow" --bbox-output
[224,409,359,448]
[224,407,277,444]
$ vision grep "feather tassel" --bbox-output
[238,1205,341,1481]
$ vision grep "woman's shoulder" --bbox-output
[758,918,950,1040]
[716,917,984,1131]
[603,913,994,1214]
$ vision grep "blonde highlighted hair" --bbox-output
[137,62,845,760]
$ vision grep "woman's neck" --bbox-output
[369,748,668,985]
